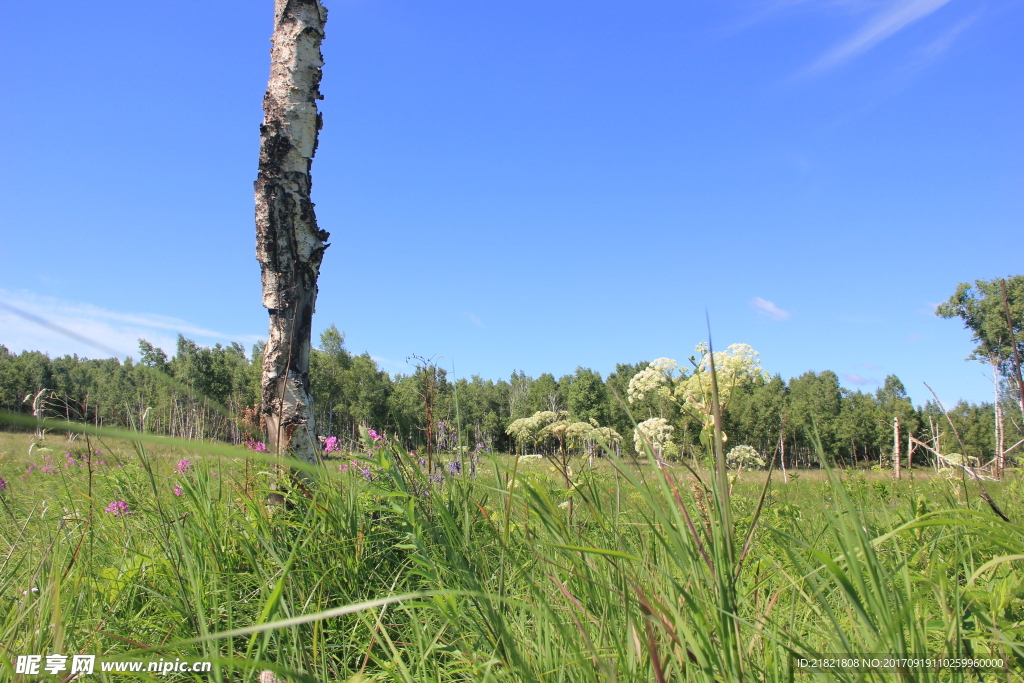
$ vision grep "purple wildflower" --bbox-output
[43,455,52,461]
[338,463,349,472]
[367,429,383,443]
[361,468,373,481]
[173,485,183,496]
[429,474,444,486]
[176,459,192,474]
[245,440,268,453]
[448,460,461,476]
[0,476,7,492]
[104,500,130,517]
[324,436,341,454]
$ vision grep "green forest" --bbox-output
[0,319,1018,470]
[3,277,1024,681]
[4,0,1024,677]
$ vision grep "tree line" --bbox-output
[1,323,1018,468]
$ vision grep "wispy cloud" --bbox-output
[857,362,883,370]
[370,355,408,376]
[910,12,976,63]
[750,297,791,321]
[842,373,879,386]
[917,301,941,315]
[0,289,261,360]
[801,0,955,75]
[462,312,484,328]
[904,333,924,342]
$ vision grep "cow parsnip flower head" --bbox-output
[541,419,572,439]
[726,444,765,469]
[627,357,687,404]
[565,421,597,441]
[589,426,622,445]
[633,417,675,455]
[682,343,767,414]
[532,411,560,427]
[506,417,535,442]
[507,410,568,442]
[628,344,766,415]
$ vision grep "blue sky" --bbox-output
[1,0,1021,407]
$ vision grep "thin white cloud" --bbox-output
[842,373,878,386]
[370,355,407,376]
[802,0,955,75]
[750,297,791,321]
[912,12,976,62]
[0,289,261,360]
[462,312,484,328]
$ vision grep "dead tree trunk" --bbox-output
[907,431,914,471]
[993,358,1005,478]
[892,415,901,479]
[1001,279,1024,427]
[256,0,329,477]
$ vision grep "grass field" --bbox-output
[1,429,1022,682]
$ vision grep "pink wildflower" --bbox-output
[176,459,192,474]
[173,485,183,496]
[104,500,129,517]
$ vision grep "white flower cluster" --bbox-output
[726,444,765,470]
[629,344,767,418]
[633,417,674,456]
[627,357,685,403]
[507,411,621,449]
[682,343,767,409]
[506,411,562,443]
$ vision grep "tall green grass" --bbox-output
[0,419,1021,681]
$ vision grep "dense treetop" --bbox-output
[2,323,1015,467]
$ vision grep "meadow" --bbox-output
[0,428,1022,682]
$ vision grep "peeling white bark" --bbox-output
[256,0,329,473]
[892,415,901,479]
[993,359,1004,478]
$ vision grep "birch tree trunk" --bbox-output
[256,0,329,476]
[993,358,1004,478]
[892,415,901,479]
